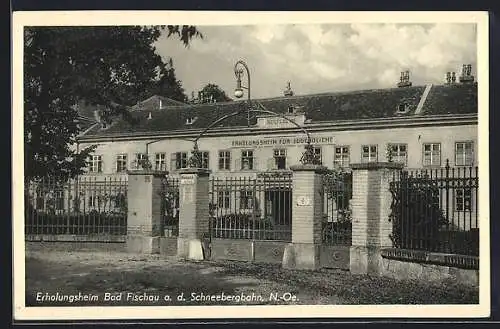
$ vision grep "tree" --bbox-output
[197,83,232,103]
[24,26,202,180]
[143,58,188,103]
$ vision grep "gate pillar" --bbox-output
[283,164,327,270]
[126,170,168,254]
[176,168,211,261]
[349,162,403,274]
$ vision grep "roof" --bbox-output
[79,82,478,139]
[130,95,187,112]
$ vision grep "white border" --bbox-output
[12,10,490,320]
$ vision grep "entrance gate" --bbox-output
[320,171,353,269]
[208,173,293,262]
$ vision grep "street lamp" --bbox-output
[234,60,251,127]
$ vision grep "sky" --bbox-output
[154,23,477,100]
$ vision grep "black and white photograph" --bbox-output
[12,11,490,320]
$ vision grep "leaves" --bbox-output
[24,26,201,180]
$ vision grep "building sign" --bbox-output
[256,113,306,129]
[231,136,333,148]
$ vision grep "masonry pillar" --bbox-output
[176,168,211,261]
[349,162,403,274]
[126,170,168,254]
[282,164,327,270]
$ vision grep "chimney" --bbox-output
[283,81,294,97]
[159,98,163,109]
[459,64,475,84]
[445,72,451,84]
[397,70,412,88]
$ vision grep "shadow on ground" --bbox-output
[24,248,479,306]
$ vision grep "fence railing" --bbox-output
[209,172,292,241]
[389,163,479,256]
[25,176,128,236]
[161,177,179,237]
[322,171,353,246]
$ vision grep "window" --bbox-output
[455,188,472,212]
[171,152,188,170]
[116,154,127,172]
[397,102,409,113]
[155,153,166,171]
[361,145,378,163]
[134,153,148,169]
[240,190,254,209]
[217,190,231,209]
[313,146,322,164]
[201,151,209,169]
[218,151,231,170]
[241,150,254,170]
[88,195,101,208]
[185,117,196,125]
[455,142,474,166]
[55,191,65,210]
[334,146,350,167]
[388,143,408,165]
[423,143,441,167]
[273,149,287,170]
[287,105,294,114]
[89,155,103,173]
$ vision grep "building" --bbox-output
[76,69,478,177]
[69,67,478,234]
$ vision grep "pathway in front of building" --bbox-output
[25,246,478,306]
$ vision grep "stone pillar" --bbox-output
[126,170,168,254]
[176,168,211,261]
[349,162,403,274]
[282,164,327,270]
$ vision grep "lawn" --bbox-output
[24,245,479,306]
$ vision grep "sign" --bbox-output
[256,113,306,129]
[296,196,311,206]
[180,174,196,185]
[231,136,333,148]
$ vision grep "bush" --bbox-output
[390,176,448,251]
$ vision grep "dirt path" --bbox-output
[25,249,478,306]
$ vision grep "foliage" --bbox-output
[389,174,448,251]
[24,26,202,180]
[144,58,189,103]
[196,83,232,103]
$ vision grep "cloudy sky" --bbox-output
[154,23,477,100]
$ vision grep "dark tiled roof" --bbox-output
[420,83,478,115]
[130,95,187,112]
[81,83,477,138]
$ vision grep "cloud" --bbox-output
[153,23,477,99]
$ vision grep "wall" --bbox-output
[78,123,477,177]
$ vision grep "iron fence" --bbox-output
[322,171,353,246]
[25,176,128,235]
[161,177,180,237]
[209,173,292,241]
[389,161,479,256]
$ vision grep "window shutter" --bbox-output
[170,153,177,171]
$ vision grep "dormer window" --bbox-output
[397,102,409,113]
[185,117,197,125]
[287,105,294,114]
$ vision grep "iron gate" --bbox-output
[208,173,293,241]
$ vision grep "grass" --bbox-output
[24,246,479,307]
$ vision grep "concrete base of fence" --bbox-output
[126,236,160,254]
[380,257,479,286]
[159,237,178,256]
[177,238,207,261]
[282,243,321,270]
[349,246,385,275]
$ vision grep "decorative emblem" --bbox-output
[296,196,311,206]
